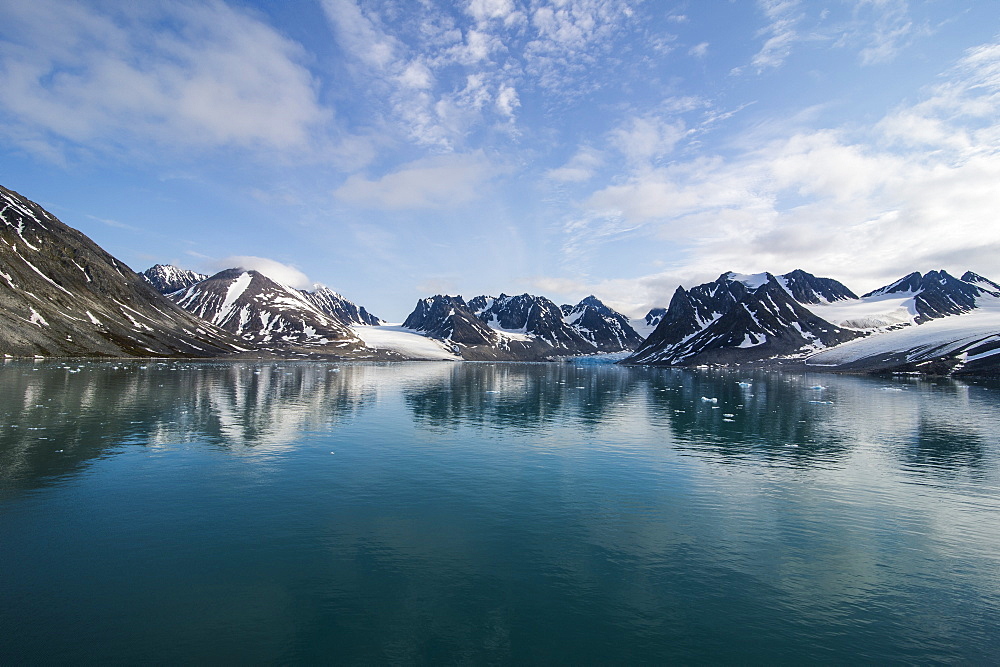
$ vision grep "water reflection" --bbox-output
[402,363,644,432]
[2,361,1000,662]
[0,361,373,493]
[3,361,999,494]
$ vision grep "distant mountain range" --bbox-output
[627,269,1000,375]
[402,292,642,360]
[2,183,998,375]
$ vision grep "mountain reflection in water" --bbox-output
[1,360,999,663]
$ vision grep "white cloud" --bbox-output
[748,0,804,71]
[561,37,1000,309]
[467,0,516,23]
[398,61,434,90]
[688,42,709,59]
[610,116,688,166]
[322,0,399,70]
[217,256,312,289]
[334,152,497,210]
[0,0,327,159]
[495,84,520,118]
[855,0,915,65]
[545,146,604,182]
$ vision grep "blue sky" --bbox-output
[1,0,998,320]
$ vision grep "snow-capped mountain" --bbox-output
[144,264,385,329]
[962,271,1000,293]
[303,285,383,326]
[561,295,644,352]
[778,268,858,304]
[808,270,997,330]
[169,269,366,352]
[140,264,208,294]
[859,270,984,323]
[402,292,641,359]
[471,293,598,354]
[805,294,1000,376]
[626,270,860,366]
[626,268,1000,373]
[644,307,667,328]
[403,294,553,360]
[0,184,245,358]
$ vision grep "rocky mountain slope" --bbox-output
[627,271,860,366]
[561,295,645,352]
[168,269,370,355]
[403,293,642,360]
[805,296,1000,376]
[146,263,384,328]
[627,269,1000,374]
[302,285,383,326]
[0,185,245,358]
[140,264,208,294]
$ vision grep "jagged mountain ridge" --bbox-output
[627,271,860,366]
[146,263,384,328]
[962,271,1000,293]
[403,293,642,360]
[778,268,858,304]
[860,270,986,323]
[140,264,208,294]
[169,269,367,353]
[0,185,245,358]
[626,268,1000,370]
[303,285,383,326]
[561,295,645,352]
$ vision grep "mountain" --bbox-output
[143,265,384,328]
[805,293,1000,376]
[962,271,1000,294]
[561,295,644,352]
[644,307,667,328]
[140,264,208,294]
[471,293,600,354]
[302,285,383,326]
[402,292,641,360]
[777,268,858,304]
[169,269,368,354]
[0,184,245,358]
[859,270,984,323]
[626,271,861,366]
[402,294,555,360]
[626,268,1000,374]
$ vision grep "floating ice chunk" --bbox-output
[737,382,752,388]
[700,397,718,403]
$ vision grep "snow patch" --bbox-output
[727,272,770,289]
[351,324,461,360]
[28,308,48,327]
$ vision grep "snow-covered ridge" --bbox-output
[626,268,1000,373]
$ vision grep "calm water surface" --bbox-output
[1,360,999,664]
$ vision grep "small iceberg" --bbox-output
[700,397,718,403]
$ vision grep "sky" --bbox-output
[0,0,998,321]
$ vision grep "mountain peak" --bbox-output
[140,264,208,294]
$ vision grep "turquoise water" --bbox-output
[1,360,999,664]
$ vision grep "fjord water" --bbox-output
[2,361,999,664]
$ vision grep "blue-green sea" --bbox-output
[2,360,999,664]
